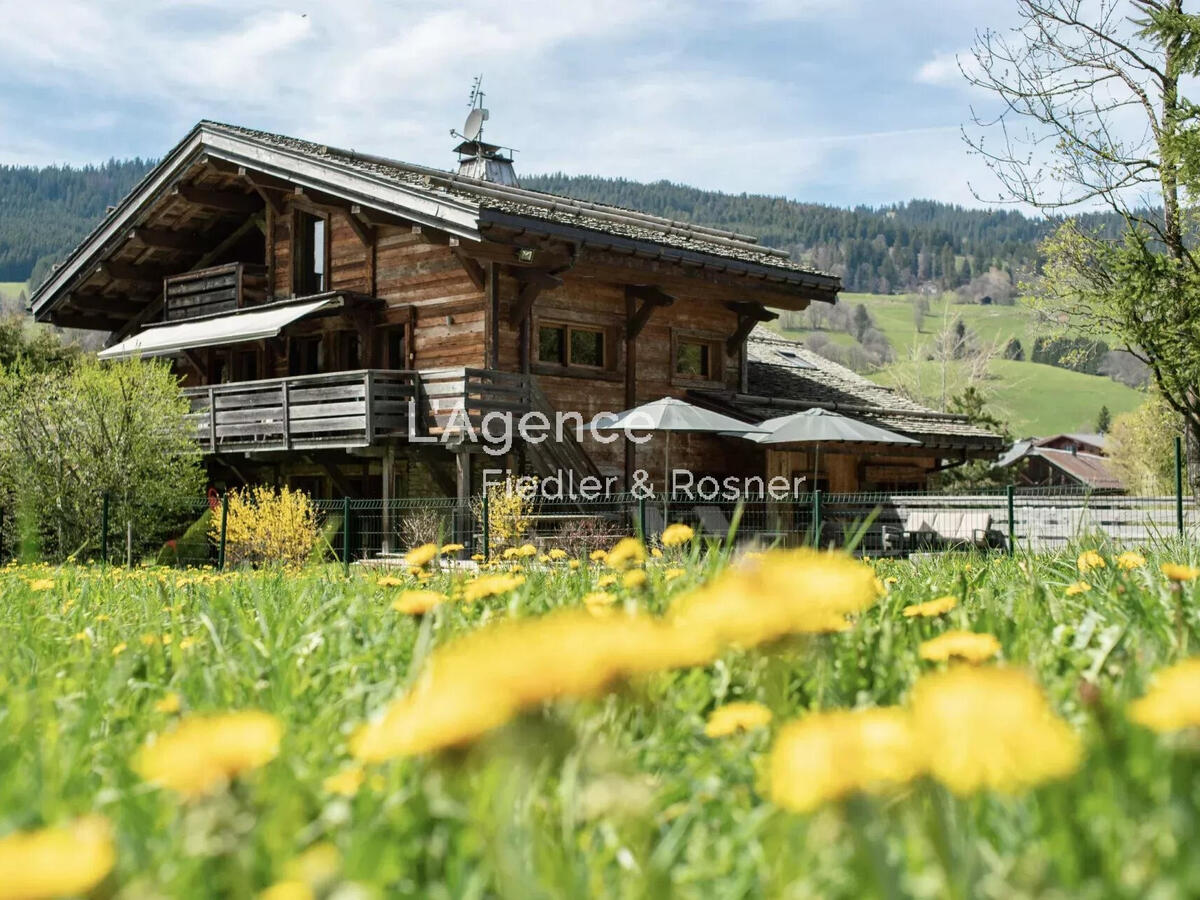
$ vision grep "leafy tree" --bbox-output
[1106,395,1183,493]
[1096,405,1113,433]
[936,387,1013,489]
[1004,337,1026,361]
[852,303,871,341]
[966,0,1200,491]
[0,356,203,561]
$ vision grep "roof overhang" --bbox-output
[31,123,484,323]
[97,295,343,361]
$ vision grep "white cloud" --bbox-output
[914,50,975,88]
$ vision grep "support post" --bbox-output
[638,494,647,542]
[217,492,229,570]
[481,486,490,562]
[342,495,351,577]
[1176,435,1185,539]
[381,445,395,556]
[1006,484,1015,557]
[100,493,109,564]
[812,489,823,548]
[455,451,472,546]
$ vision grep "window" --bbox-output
[538,325,566,365]
[676,341,711,379]
[289,336,322,376]
[383,326,407,369]
[340,331,361,369]
[294,211,327,295]
[537,323,605,368]
[232,349,259,382]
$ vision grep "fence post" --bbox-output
[812,489,823,548]
[638,495,647,541]
[1006,485,1015,557]
[217,492,229,570]
[1175,435,1185,539]
[100,492,110,565]
[481,489,490,561]
[342,496,351,577]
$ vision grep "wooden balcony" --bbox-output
[182,368,536,453]
[164,262,267,321]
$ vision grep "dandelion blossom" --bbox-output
[1116,551,1146,571]
[903,595,957,618]
[548,548,568,561]
[1077,550,1106,574]
[769,708,921,812]
[1128,658,1200,733]
[661,524,695,547]
[154,692,182,714]
[392,590,447,615]
[622,570,648,589]
[258,881,314,900]
[440,543,465,554]
[910,667,1080,795]
[0,815,114,900]
[27,578,54,591]
[135,710,282,798]
[405,544,439,568]
[322,765,365,796]
[589,549,608,562]
[462,574,524,603]
[583,592,616,616]
[605,538,646,571]
[1065,581,1092,596]
[705,702,772,738]
[918,631,1001,664]
[1161,563,1200,582]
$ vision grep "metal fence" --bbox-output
[95,484,1194,571]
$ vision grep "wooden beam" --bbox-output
[69,293,145,317]
[182,349,206,378]
[130,227,203,252]
[98,261,170,284]
[625,284,675,339]
[237,166,287,215]
[725,301,779,355]
[173,184,260,215]
[346,205,376,247]
[454,250,485,291]
[507,270,562,327]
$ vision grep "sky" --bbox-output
[0,0,1027,208]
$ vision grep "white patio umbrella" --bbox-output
[594,397,761,504]
[745,407,920,489]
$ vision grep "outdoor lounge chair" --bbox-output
[903,510,995,551]
[693,505,731,538]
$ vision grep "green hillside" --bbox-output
[771,291,1144,436]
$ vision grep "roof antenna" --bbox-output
[450,75,519,187]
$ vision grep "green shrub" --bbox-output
[156,508,213,567]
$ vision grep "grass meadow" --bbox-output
[3,537,1200,898]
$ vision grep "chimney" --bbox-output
[451,78,519,186]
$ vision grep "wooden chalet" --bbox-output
[30,120,1002,520]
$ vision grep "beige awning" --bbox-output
[98,296,342,361]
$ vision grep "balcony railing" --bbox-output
[164,262,268,321]
[182,367,537,453]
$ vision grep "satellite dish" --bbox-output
[463,107,488,142]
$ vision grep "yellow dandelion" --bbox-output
[516,543,538,558]
[154,692,182,714]
[769,708,921,812]
[664,568,686,582]
[1161,563,1200,582]
[440,543,465,554]
[903,595,957,618]
[548,548,568,561]
[282,842,341,890]
[918,631,1001,664]
[1128,658,1200,733]
[392,590,447,615]
[0,816,114,900]
[910,666,1080,795]
[139,633,159,647]
[72,631,91,644]
[259,881,313,900]
[135,710,282,798]
[704,702,772,738]
[470,553,485,562]
[597,574,618,588]
[622,570,648,589]
[178,636,198,650]
[322,765,365,796]
[671,548,879,649]
[605,537,646,570]
[110,642,127,657]
[502,547,520,560]
[583,591,616,616]
[376,575,405,587]
[161,634,173,646]
[1116,551,1146,571]
[462,573,525,603]
[589,548,608,562]
[661,523,695,547]
[28,578,55,591]
[1077,550,1106,574]
[1064,581,1091,596]
[404,543,439,568]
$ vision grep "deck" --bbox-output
[182,367,536,453]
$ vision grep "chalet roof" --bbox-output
[30,120,839,324]
[994,439,1123,490]
[692,329,1006,453]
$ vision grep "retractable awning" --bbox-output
[97,296,343,361]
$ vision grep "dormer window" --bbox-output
[295,211,328,295]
